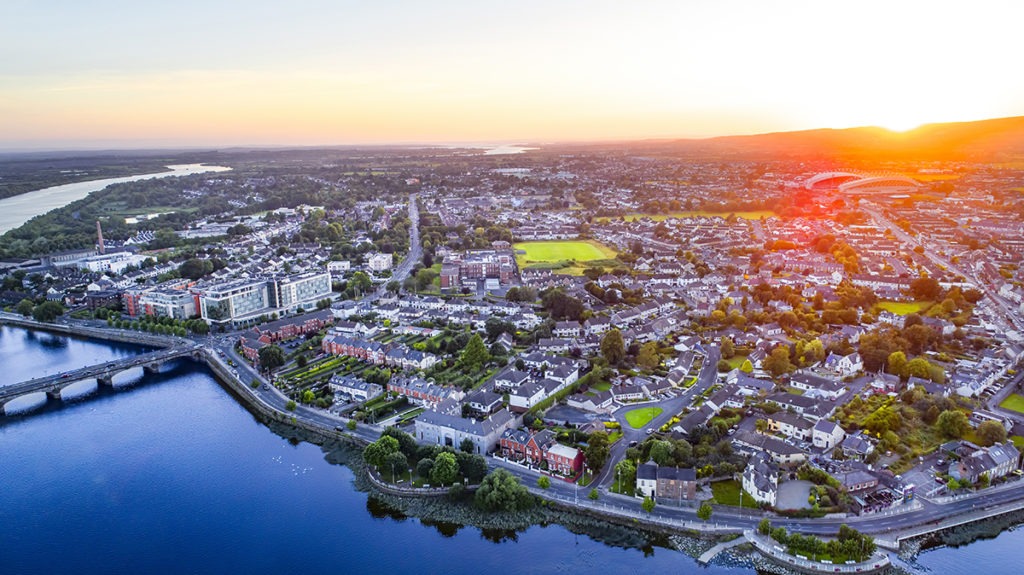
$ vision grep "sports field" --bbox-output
[514,240,617,275]
[877,301,928,316]
[514,240,615,262]
[624,407,663,429]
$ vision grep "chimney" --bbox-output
[96,220,105,254]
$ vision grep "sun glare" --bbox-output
[881,120,923,133]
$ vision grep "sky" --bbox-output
[1,0,1023,149]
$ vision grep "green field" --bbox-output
[624,407,663,429]
[1000,394,1024,415]
[513,240,617,275]
[1011,435,1024,450]
[877,301,929,316]
[710,479,760,509]
[598,210,776,223]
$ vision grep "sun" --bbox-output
[879,119,923,133]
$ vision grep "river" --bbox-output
[0,326,1020,574]
[0,163,232,234]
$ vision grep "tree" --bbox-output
[585,431,611,471]
[936,410,969,439]
[905,357,933,380]
[601,329,625,365]
[588,488,599,500]
[977,420,1007,447]
[258,345,285,372]
[285,400,297,411]
[455,452,489,484]
[863,405,902,435]
[537,475,551,489]
[31,301,65,322]
[720,337,735,359]
[382,426,419,458]
[642,495,656,513]
[740,359,754,374]
[649,440,675,466]
[458,333,491,373]
[763,346,793,378]
[349,271,372,295]
[363,435,400,468]
[416,458,434,479]
[414,268,437,292]
[475,469,533,512]
[758,518,772,535]
[887,351,908,377]
[431,452,459,486]
[910,276,942,301]
[803,339,825,364]
[697,501,713,521]
[15,298,34,317]
[637,342,660,371]
[346,419,357,431]
[460,437,476,454]
[383,451,408,480]
[180,258,214,280]
[301,389,315,404]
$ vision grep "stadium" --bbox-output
[804,172,921,195]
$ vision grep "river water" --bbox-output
[0,325,1019,574]
[0,163,232,234]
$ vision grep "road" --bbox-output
[367,192,420,303]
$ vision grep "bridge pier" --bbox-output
[46,389,62,400]
[143,363,160,375]
[97,373,114,386]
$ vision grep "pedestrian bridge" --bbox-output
[1,344,204,415]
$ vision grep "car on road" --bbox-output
[645,428,654,435]
[629,441,638,447]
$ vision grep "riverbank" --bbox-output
[4,317,1024,572]
[0,163,231,234]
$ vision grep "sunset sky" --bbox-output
[2,0,1022,149]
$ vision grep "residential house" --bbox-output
[812,419,846,451]
[742,451,779,506]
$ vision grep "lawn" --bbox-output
[725,355,748,370]
[624,407,663,429]
[1011,435,1024,450]
[598,210,776,223]
[590,381,612,392]
[999,394,1024,415]
[710,479,759,509]
[877,301,929,316]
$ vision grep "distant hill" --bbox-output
[617,116,1024,161]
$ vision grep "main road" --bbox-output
[367,192,421,304]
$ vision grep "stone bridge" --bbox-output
[0,344,204,415]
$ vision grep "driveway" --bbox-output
[776,479,814,510]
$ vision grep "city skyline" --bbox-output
[3,1,1024,149]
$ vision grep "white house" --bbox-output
[812,419,846,451]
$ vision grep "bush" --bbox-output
[538,475,551,489]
